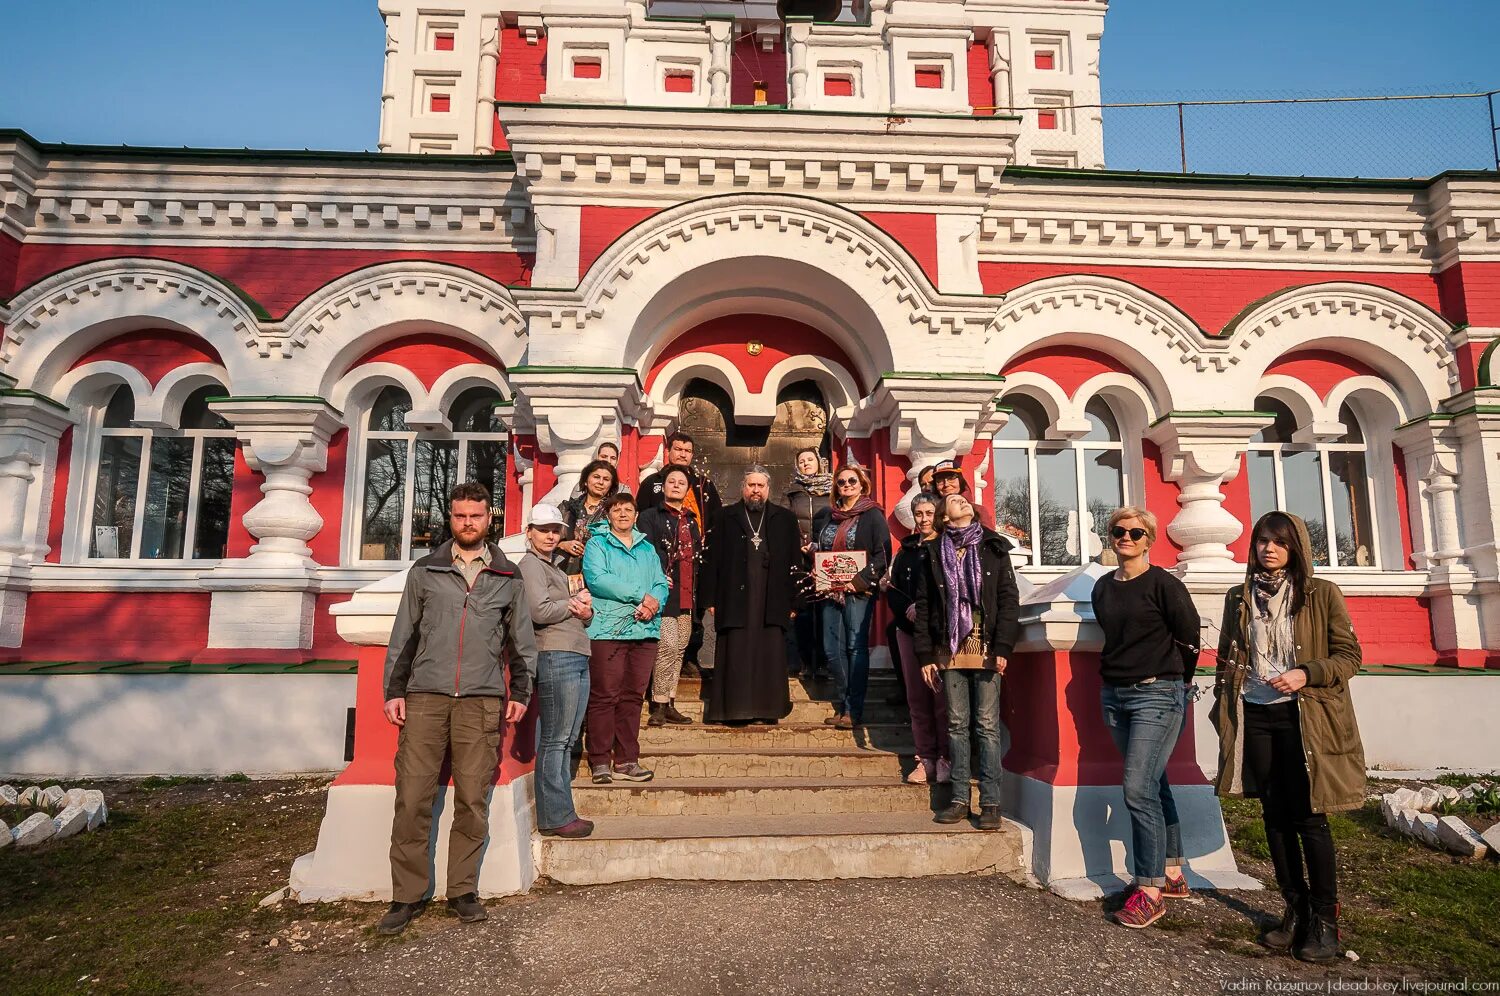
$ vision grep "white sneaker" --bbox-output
[906,758,930,784]
[936,758,953,784]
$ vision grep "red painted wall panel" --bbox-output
[1222,454,1253,563]
[646,314,862,393]
[1003,344,1131,396]
[352,333,500,389]
[45,428,72,564]
[978,262,1444,336]
[861,211,939,287]
[1346,596,1438,664]
[225,445,258,559]
[310,592,360,660]
[17,591,210,662]
[1140,440,1186,564]
[1434,263,1468,325]
[15,245,533,317]
[577,205,659,282]
[494,26,548,152]
[71,328,224,385]
[1263,349,1381,400]
[966,41,993,114]
[1440,261,1500,327]
[730,36,787,106]
[306,428,348,566]
[0,231,21,298]
[1392,443,1415,570]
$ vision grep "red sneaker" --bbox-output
[1161,873,1191,899]
[1113,888,1166,929]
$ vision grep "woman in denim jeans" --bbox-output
[517,504,596,838]
[1089,506,1201,928]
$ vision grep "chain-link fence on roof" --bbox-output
[1007,89,1500,179]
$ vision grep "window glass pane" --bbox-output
[1337,402,1364,444]
[465,439,508,543]
[1282,449,1329,567]
[368,387,412,432]
[193,438,236,559]
[1251,397,1296,443]
[1328,450,1376,567]
[91,435,142,557]
[1035,447,1080,566]
[995,395,1047,441]
[412,440,461,559]
[1246,450,1277,523]
[1081,398,1120,442]
[993,446,1032,551]
[448,387,502,433]
[1083,448,1124,564]
[361,438,408,560]
[102,386,135,428]
[139,436,195,559]
[180,386,229,430]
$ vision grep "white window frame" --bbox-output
[1245,433,1383,571]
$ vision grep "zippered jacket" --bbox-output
[383,540,538,704]
[582,520,670,642]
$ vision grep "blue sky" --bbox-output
[1,1,1496,174]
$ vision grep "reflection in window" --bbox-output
[88,385,235,560]
[358,385,508,561]
[1247,397,1377,568]
[993,395,1127,567]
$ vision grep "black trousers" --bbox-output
[1243,699,1338,917]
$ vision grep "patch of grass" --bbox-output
[1222,796,1500,976]
[1426,772,1497,790]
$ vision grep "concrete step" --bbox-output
[573,776,969,817]
[643,698,907,725]
[636,722,915,752]
[536,812,1028,885]
[673,674,901,705]
[635,747,909,779]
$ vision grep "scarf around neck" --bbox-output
[1251,569,1296,678]
[795,471,833,497]
[940,523,985,654]
[831,496,880,551]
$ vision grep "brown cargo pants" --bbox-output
[389,692,502,903]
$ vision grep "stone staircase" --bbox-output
[536,673,1030,886]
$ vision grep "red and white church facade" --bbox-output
[3,0,1500,890]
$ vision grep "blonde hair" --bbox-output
[1106,506,1157,543]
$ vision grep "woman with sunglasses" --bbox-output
[1212,511,1364,963]
[1089,506,1200,929]
[809,464,890,727]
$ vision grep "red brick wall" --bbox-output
[730,36,787,106]
[979,262,1445,335]
[1392,443,1415,570]
[310,592,359,659]
[1438,261,1500,327]
[577,205,659,281]
[0,231,21,299]
[861,212,939,286]
[1346,596,1438,664]
[15,245,532,318]
[494,26,548,152]
[16,591,211,662]
[1003,344,1131,396]
[1263,349,1381,399]
[306,428,349,566]
[44,428,72,564]
[646,315,862,393]
[352,333,500,389]
[966,40,993,115]
[71,328,224,385]
[1140,440,1186,564]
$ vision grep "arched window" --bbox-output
[993,395,1126,567]
[358,385,507,561]
[87,384,236,560]
[1246,397,1377,568]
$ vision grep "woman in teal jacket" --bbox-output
[581,493,670,784]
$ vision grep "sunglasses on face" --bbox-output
[837,478,859,486]
[1110,526,1147,541]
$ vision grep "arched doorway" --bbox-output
[677,377,830,503]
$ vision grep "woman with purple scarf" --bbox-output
[914,493,1020,829]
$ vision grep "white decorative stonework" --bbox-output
[509,368,652,507]
[0,389,75,647]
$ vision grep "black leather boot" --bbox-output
[1295,906,1342,964]
[1258,892,1307,952]
[662,700,692,725]
[646,702,665,727]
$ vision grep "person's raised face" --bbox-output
[528,523,564,555]
[585,467,614,499]
[835,470,863,502]
[1255,530,1290,572]
[913,502,937,538]
[943,493,974,527]
[742,473,770,506]
[596,444,619,466]
[935,474,960,497]
[608,501,637,533]
[663,469,690,504]
[667,438,694,468]
[449,498,490,548]
[1109,516,1151,558]
[796,450,820,476]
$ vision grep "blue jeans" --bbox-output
[821,595,874,721]
[534,650,590,830]
[1100,679,1188,887]
[945,669,1003,809]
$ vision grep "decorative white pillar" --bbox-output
[706,19,732,108]
[474,14,502,154]
[1144,413,1273,575]
[204,398,344,655]
[509,368,651,508]
[986,30,1011,114]
[377,18,400,153]
[1444,396,1500,656]
[0,386,75,647]
[785,19,812,110]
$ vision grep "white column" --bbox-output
[707,20,732,108]
[510,368,652,508]
[1144,413,1273,575]
[786,20,812,110]
[474,14,502,154]
[378,15,401,153]
[0,388,75,647]
[205,399,344,653]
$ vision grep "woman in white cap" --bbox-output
[517,503,596,837]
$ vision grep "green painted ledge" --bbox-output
[0,660,357,676]
[1193,664,1500,677]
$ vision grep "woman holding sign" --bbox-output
[810,465,890,728]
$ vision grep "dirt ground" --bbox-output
[2,777,1496,995]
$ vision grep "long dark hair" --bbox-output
[578,459,619,498]
[1251,511,1308,616]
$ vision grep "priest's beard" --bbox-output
[744,497,766,511]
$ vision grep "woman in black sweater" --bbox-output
[1089,505,1200,930]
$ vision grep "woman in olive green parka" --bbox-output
[1213,510,1364,966]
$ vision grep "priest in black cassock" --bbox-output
[700,467,803,725]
